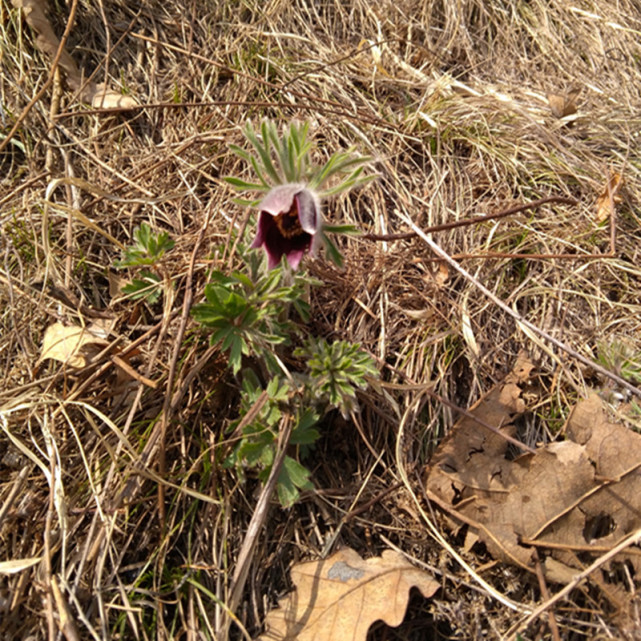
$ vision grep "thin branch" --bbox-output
[222,416,295,637]
[157,216,209,530]
[362,196,578,241]
[510,527,641,639]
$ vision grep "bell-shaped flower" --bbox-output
[251,183,321,270]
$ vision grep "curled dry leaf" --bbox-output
[426,355,641,594]
[12,0,137,108]
[547,87,580,118]
[258,548,439,641]
[595,172,623,223]
[38,321,109,369]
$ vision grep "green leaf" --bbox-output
[290,408,321,449]
[283,455,313,489]
[245,121,281,185]
[290,410,320,445]
[121,271,163,303]
[277,456,313,507]
[228,144,252,162]
[239,438,274,467]
[297,408,319,432]
[115,223,174,268]
[295,338,378,416]
[321,232,344,268]
[323,224,360,234]
[231,196,263,207]
[211,324,233,344]
[229,336,243,374]
[224,176,267,191]
[319,172,378,198]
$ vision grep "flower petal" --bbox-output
[295,190,320,235]
[253,184,321,270]
[250,211,269,248]
[285,248,306,270]
[258,183,307,216]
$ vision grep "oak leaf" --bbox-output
[38,321,109,368]
[258,548,439,641]
[425,354,641,589]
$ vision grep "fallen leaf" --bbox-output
[434,262,450,288]
[426,356,641,591]
[547,87,580,118]
[461,292,479,360]
[258,548,439,641]
[108,271,130,300]
[88,84,138,109]
[38,322,109,368]
[595,172,623,223]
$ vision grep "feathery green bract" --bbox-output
[294,338,378,418]
[115,223,175,268]
[225,119,373,195]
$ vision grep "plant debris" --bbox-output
[258,548,439,641]
[426,361,641,606]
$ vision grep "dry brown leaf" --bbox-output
[434,262,450,288]
[425,351,536,506]
[426,369,641,589]
[258,548,439,641]
[595,172,623,223]
[38,322,109,369]
[87,84,138,109]
[547,87,580,118]
[108,271,130,300]
[12,0,137,108]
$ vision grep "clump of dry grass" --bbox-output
[2,0,641,638]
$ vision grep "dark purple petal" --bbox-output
[252,184,322,269]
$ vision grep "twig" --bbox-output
[51,576,81,641]
[111,355,157,389]
[510,527,641,639]
[532,549,561,641]
[44,446,57,641]
[362,196,578,241]
[0,467,29,526]
[157,218,209,529]
[395,396,530,613]
[399,212,641,400]
[366,368,536,454]
[0,172,48,207]
[53,34,397,130]
[62,311,180,402]
[344,481,403,522]
[221,416,295,638]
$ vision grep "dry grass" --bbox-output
[2,0,641,639]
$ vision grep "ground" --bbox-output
[2,0,641,639]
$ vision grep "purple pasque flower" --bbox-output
[251,183,321,270]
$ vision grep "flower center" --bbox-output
[273,200,305,239]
